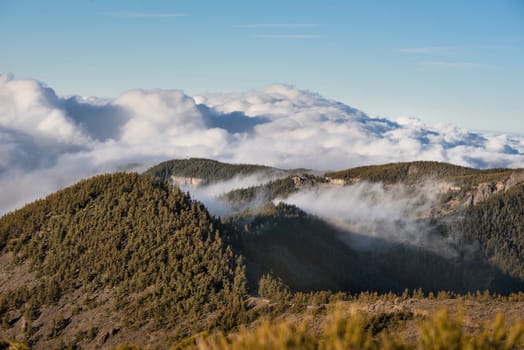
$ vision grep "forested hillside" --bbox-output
[0,173,246,349]
[143,158,283,183]
[325,161,516,186]
[233,202,523,295]
[459,184,524,280]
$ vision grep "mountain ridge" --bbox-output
[1,158,524,349]
[0,173,246,349]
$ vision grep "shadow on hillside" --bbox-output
[239,213,524,295]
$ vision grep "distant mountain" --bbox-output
[325,161,515,185]
[149,158,524,292]
[325,161,524,215]
[143,157,285,184]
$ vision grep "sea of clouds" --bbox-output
[1,73,523,215]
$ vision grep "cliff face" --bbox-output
[466,170,524,206]
[325,177,346,186]
[326,163,524,217]
[170,175,207,187]
[423,171,524,218]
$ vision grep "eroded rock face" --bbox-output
[505,171,524,189]
[292,175,311,188]
[469,171,524,206]
[171,176,206,187]
[416,170,524,218]
[326,177,346,186]
[407,165,419,176]
[473,183,496,205]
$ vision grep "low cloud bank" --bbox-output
[179,172,285,216]
[279,182,462,257]
[1,73,523,215]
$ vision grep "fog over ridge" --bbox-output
[1,73,523,215]
[277,180,464,257]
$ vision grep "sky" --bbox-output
[1,0,523,134]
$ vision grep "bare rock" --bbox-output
[505,170,524,189]
[292,175,316,188]
[473,183,495,205]
[408,165,419,176]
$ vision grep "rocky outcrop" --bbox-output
[171,176,206,187]
[473,183,496,205]
[504,170,524,189]
[325,177,346,186]
[470,170,524,206]
[407,164,419,176]
[291,175,318,188]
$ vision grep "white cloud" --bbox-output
[181,172,286,217]
[0,74,523,215]
[0,78,87,143]
[419,61,493,69]
[114,89,206,143]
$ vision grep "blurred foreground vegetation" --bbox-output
[191,307,524,350]
[5,303,521,350]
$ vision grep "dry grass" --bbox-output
[190,305,524,350]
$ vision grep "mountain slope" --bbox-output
[0,173,246,350]
[458,184,524,280]
[325,161,517,186]
[142,158,524,294]
[234,203,523,295]
[143,158,284,184]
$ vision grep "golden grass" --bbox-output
[189,306,524,350]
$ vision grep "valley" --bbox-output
[1,158,524,349]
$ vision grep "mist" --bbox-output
[179,172,286,216]
[279,181,463,257]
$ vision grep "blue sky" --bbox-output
[1,0,523,133]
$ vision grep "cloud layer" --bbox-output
[1,73,523,215]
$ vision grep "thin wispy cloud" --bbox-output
[255,34,320,39]
[393,47,454,54]
[393,45,497,54]
[420,61,493,69]
[110,12,189,19]
[234,23,318,28]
